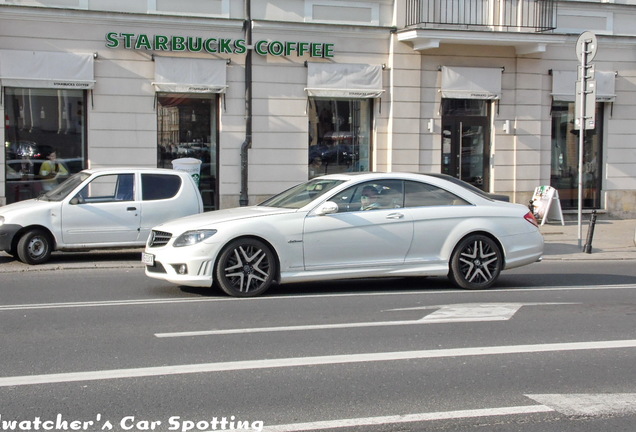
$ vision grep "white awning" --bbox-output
[441,66,502,100]
[551,70,616,102]
[153,57,227,93]
[305,63,384,98]
[0,50,95,89]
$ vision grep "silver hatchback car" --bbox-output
[0,167,203,264]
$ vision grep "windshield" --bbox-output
[40,172,90,202]
[259,179,345,209]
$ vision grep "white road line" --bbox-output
[0,297,227,311]
[156,319,436,337]
[1,339,635,387]
[262,405,554,431]
[1,284,634,312]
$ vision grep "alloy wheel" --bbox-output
[449,234,502,290]
[216,238,276,297]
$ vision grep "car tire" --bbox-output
[215,238,277,297]
[17,229,53,265]
[449,234,502,290]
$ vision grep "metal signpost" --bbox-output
[574,31,597,247]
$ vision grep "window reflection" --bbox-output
[4,88,86,204]
[308,99,372,178]
[550,102,603,209]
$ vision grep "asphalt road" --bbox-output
[0,260,635,432]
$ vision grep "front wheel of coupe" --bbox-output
[215,238,277,297]
[449,234,502,290]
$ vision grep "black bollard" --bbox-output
[583,210,597,254]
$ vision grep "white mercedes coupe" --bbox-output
[143,172,543,297]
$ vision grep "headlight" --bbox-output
[173,229,217,247]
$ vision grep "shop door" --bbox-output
[441,100,491,191]
[157,93,218,211]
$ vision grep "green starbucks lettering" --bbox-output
[105,32,334,58]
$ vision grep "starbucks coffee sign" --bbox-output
[105,32,334,58]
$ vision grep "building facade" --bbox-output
[1,0,636,216]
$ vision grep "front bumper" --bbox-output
[0,224,23,251]
[143,245,219,288]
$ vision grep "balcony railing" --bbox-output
[405,0,557,32]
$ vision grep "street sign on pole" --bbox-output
[574,79,596,130]
[576,31,597,62]
[575,64,596,130]
[574,31,598,247]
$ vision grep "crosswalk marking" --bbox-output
[263,394,636,431]
[526,393,636,416]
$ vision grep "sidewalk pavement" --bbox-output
[1,216,635,273]
[539,216,636,261]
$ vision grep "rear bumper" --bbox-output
[503,230,545,269]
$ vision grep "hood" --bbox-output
[154,205,297,232]
[0,198,58,221]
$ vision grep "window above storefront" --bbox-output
[152,56,227,94]
[0,50,95,89]
[0,0,230,18]
[305,63,384,99]
[551,70,617,103]
[440,66,502,100]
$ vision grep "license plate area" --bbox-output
[141,252,155,266]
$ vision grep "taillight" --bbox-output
[524,211,539,227]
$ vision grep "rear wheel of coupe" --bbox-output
[215,238,277,297]
[17,229,53,265]
[449,234,502,290]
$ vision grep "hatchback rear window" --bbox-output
[141,174,182,200]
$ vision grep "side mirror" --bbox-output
[70,194,84,205]
[314,201,339,216]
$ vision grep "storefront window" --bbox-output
[157,93,218,211]
[4,88,86,204]
[308,98,372,178]
[550,102,603,209]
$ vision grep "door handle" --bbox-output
[386,213,404,219]
[127,207,137,211]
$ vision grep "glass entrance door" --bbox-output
[441,100,491,190]
[156,93,218,211]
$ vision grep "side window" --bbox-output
[142,174,182,201]
[76,174,134,203]
[404,181,469,207]
[330,180,404,212]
